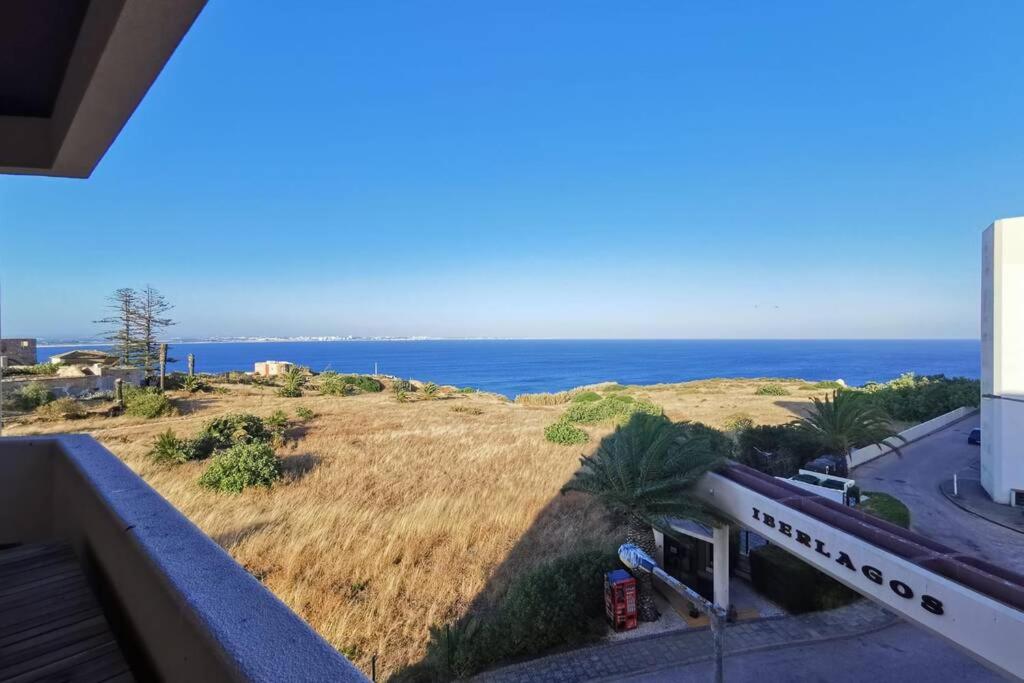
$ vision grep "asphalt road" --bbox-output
[855,412,1024,572]
[622,622,1005,683]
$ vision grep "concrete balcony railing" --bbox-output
[0,434,366,682]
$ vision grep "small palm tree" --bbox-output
[562,413,726,621]
[792,391,903,465]
[277,367,306,398]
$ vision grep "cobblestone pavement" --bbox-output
[474,601,895,683]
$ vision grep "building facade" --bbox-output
[981,217,1024,506]
[0,338,37,366]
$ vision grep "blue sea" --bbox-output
[37,339,980,398]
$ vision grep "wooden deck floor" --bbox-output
[0,543,133,682]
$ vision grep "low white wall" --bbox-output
[850,406,978,469]
[2,368,144,398]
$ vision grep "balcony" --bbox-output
[0,434,365,682]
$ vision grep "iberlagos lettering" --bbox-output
[751,506,944,616]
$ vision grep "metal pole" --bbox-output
[954,473,959,497]
[621,543,726,682]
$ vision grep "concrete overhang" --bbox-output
[0,0,206,178]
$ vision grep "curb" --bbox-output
[594,613,901,682]
[939,482,1024,537]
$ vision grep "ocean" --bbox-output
[37,339,980,398]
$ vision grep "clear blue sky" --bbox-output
[2,2,1022,340]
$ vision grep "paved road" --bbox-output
[855,412,1024,572]
[620,622,1005,683]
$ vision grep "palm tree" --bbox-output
[562,413,727,621]
[792,391,904,467]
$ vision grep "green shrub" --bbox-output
[124,387,174,418]
[544,421,588,445]
[35,397,86,421]
[6,363,58,377]
[755,383,790,396]
[198,413,273,452]
[858,491,910,528]
[808,380,843,390]
[265,409,289,435]
[607,394,634,404]
[749,544,859,614]
[571,391,602,403]
[277,367,306,398]
[341,375,384,393]
[198,441,282,493]
[149,429,207,464]
[456,386,477,394]
[180,374,209,393]
[602,384,628,392]
[17,382,54,410]
[318,372,351,396]
[853,373,979,422]
[422,382,439,399]
[722,412,754,432]
[562,397,662,425]
[736,423,822,476]
[420,550,620,678]
[295,406,315,421]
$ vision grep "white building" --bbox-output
[981,217,1024,506]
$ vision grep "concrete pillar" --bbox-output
[981,217,1024,505]
[712,524,730,610]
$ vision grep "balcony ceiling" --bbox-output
[0,0,206,178]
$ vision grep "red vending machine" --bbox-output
[604,569,638,631]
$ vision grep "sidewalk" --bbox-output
[941,461,1024,534]
[473,601,896,683]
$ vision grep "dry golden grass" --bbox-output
[4,376,826,678]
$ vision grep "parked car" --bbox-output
[968,428,981,445]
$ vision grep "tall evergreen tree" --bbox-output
[95,288,141,365]
[136,286,176,373]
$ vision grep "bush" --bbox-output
[858,491,910,528]
[295,406,315,421]
[419,550,620,678]
[562,397,662,425]
[544,421,588,445]
[265,409,289,436]
[749,544,859,614]
[6,363,58,377]
[736,423,823,476]
[318,372,351,396]
[722,412,754,432]
[853,373,979,422]
[341,375,384,393]
[808,380,843,389]
[149,429,206,464]
[456,386,477,394]
[124,387,174,418]
[571,391,602,403]
[755,383,790,396]
[277,367,306,398]
[422,382,439,399]
[16,382,54,410]
[35,397,86,421]
[198,441,282,493]
[180,374,209,393]
[198,413,273,452]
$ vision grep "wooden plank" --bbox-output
[0,543,134,682]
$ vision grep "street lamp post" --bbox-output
[619,543,727,683]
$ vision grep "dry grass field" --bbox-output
[4,376,830,679]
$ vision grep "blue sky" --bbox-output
[2,1,1022,340]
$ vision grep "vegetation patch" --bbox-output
[5,363,58,377]
[14,382,54,410]
[199,441,282,493]
[852,373,979,422]
[295,406,315,421]
[36,397,87,421]
[277,367,306,398]
[124,387,175,418]
[722,412,754,432]
[755,383,790,396]
[561,396,661,425]
[571,391,602,403]
[858,491,910,528]
[415,550,620,679]
[806,380,843,389]
[321,372,385,395]
[544,421,588,445]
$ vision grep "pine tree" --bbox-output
[136,286,176,373]
[95,288,142,366]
